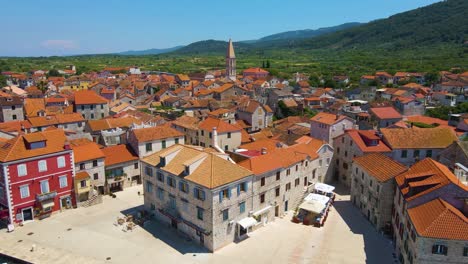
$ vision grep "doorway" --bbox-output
[275,205,279,217]
[284,200,289,212]
[171,219,178,229]
[61,196,71,210]
[22,207,33,222]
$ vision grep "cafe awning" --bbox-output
[304,193,330,205]
[314,183,335,194]
[253,206,272,217]
[41,200,55,209]
[299,200,326,214]
[238,217,258,229]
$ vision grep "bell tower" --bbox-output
[226,39,236,81]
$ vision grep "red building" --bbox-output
[0,130,75,226]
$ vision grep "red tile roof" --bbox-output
[198,117,241,133]
[381,127,457,149]
[131,125,183,142]
[408,198,468,240]
[354,153,406,182]
[102,144,138,166]
[310,112,349,125]
[369,107,402,120]
[71,142,105,163]
[342,130,391,153]
[74,90,108,105]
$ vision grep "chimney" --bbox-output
[64,141,70,150]
[212,127,219,149]
[261,147,267,155]
[335,114,340,120]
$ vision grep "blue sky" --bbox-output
[2,0,442,57]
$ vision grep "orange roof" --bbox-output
[0,120,32,133]
[199,117,241,133]
[342,130,391,153]
[395,158,467,202]
[240,138,281,152]
[87,117,141,132]
[55,113,85,124]
[71,142,105,163]
[131,125,183,142]
[102,144,138,166]
[243,67,269,74]
[381,127,457,149]
[75,171,90,180]
[353,153,406,182]
[406,115,449,127]
[238,147,309,175]
[310,112,349,125]
[74,90,108,105]
[0,130,68,162]
[408,198,468,240]
[369,107,402,120]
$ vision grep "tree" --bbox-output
[262,61,265,68]
[266,60,271,68]
[47,69,62,77]
[425,71,440,86]
[0,75,7,87]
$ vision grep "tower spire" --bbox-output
[226,39,236,80]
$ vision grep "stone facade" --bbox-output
[75,158,106,194]
[128,134,185,158]
[198,129,241,151]
[0,96,24,122]
[76,103,109,120]
[105,160,141,193]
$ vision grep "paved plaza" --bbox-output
[0,185,395,264]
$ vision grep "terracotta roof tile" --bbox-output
[198,117,241,133]
[354,153,406,182]
[408,198,468,240]
[131,125,183,142]
[71,142,105,163]
[102,144,138,166]
[381,127,457,149]
[75,171,90,180]
[74,90,108,105]
[310,112,349,125]
[369,107,402,120]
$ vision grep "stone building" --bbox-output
[351,153,406,232]
[102,144,141,193]
[198,117,242,151]
[141,144,253,251]
[128,125,185,158]
[0,95,24,122]
[392,158,468,264]
[332,129,391,187]
[309,112,355,146]
[369,107,402,128]
[226,39,236,81]
[236,100,273,132]
[71,141,106,194]
[74,90,109,120]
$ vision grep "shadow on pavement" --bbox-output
[120,206,209,255]
[333,199,395,264]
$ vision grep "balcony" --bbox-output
[36,191,57,202]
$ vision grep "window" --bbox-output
[17,164,27,176]
[93,173,98,180]
[146,181,153,193]
[161,140,166,149]
[238,182,247,193]
[286,169,291,176]
[101,104,104,109]
[175,138,179,144]
[145,143,152,152]
[81,105,85,111]
[59,176,68,188]
[432,244,448,255]
[90,113,94,119]
[260,193,265,203]
[227,132,231,139]
[275,187,280,197]
[80,163,85,170]
[12,114,17,120]
[12,105,16,110]
[276,171,280,181]
[20,185,30,198]
[134,163,139,169]
[179,181,189,193]
[40,180,50,194]
[401,150,408,158]
[295,165,298,171]
[38,160,47,172]
[167,177,176,188]
[145,166,153,177]
[90,105,94,110]
[181,198,188,211]
[261,177,265,186]
[57,156,66,168]
[369,180,373,187]
[169,195,176,209]
[197,207,204,220]
[239,202,246,214]
[426,150,432,158]
[194,188,205,201]
[286,183,291,191]
[222,209,229,221]
[463,247,468,257]
[156,171,164,182]
[413,150,420,158]
[225,145,228,151]
[326,158,330,166]
[219,188,230,202]
[295,178,300,187]
[319,160,323,167]
[101,113,104,118]
[157,187,164,200]
[93,160,98,167]
[377,185,380,193]
[304,177,308,186]
[80,180,87,188]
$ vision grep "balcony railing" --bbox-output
[36,191,57,202]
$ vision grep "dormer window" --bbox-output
[185,166,190,175]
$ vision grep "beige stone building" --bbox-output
[351,153,406,232]
[392,158,468,264]
[128,125,185,157]
[71,141,106,195]
[198,117,242,151]
[141,144,253,251]
[102,144,140,193]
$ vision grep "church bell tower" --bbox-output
[226,39,236,81]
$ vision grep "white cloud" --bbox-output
[41,39,79,50]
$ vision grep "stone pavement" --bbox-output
[0,185,396,264]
